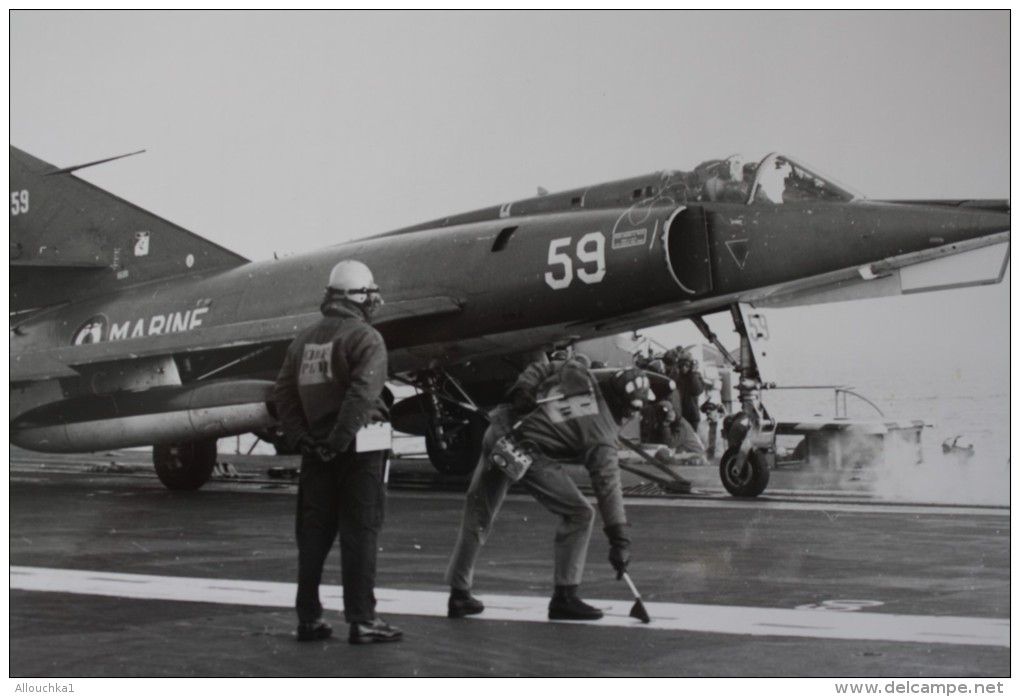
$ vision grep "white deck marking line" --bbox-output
[10,566,1008,647]
[618,496,1010,516]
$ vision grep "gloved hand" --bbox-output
[314,442,338,462]
[604,523,632,579]
[296,435,338,462]
[511,390,536,417]
[295,435,318,458]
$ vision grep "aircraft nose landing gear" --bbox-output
[693,307,776,497]
[718,379,773,497]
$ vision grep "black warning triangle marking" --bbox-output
[725,239,750,269]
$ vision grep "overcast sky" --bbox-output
[9,10,1012,404]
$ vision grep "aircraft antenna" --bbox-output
[45,149,146,176]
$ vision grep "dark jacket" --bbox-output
[669,366,705,429]
[506,359,627,528]
[273,300,388,453]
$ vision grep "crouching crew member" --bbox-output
[445,356,649,621]
[273,260,402,646]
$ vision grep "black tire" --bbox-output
[153,439,218,491]
[719,447,770,497]
[425,412,486,476]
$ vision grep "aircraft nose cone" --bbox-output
[924,203,1009,247]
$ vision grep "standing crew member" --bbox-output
[673,348,706,432]
[273,260,402,645]
[445,356,649,621]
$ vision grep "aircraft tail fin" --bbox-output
[10,146,248,314]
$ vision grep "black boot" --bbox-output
[349,617,403,645]
[296,618,333,642]
[448,588,485,618]
[548,585,603,621]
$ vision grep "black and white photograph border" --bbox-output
[8,9,1012,688]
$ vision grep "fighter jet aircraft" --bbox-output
[9,147,1009,495]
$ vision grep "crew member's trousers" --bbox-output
[672,417,706,456]
[295,449,387,624]
[445,420,596,591]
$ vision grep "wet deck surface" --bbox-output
[9,450,1010,678]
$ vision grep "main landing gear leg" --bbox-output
[417,371,488,477]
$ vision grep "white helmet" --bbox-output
[326,260,383,308]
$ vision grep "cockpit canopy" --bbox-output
[689,153,861,205]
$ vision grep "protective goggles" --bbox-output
[337,287,382,297]
[329,287,384,305]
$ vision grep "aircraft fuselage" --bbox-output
[12,193,1008,378]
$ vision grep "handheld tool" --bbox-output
[621,571,651,623]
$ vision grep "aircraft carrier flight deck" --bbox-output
[9,448,1009,678]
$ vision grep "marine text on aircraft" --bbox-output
[72,307,210,345]
[108,307,210,341]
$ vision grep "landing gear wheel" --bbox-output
[719,447,770,497]
[425,411,486,476]
[153,439,218,491]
